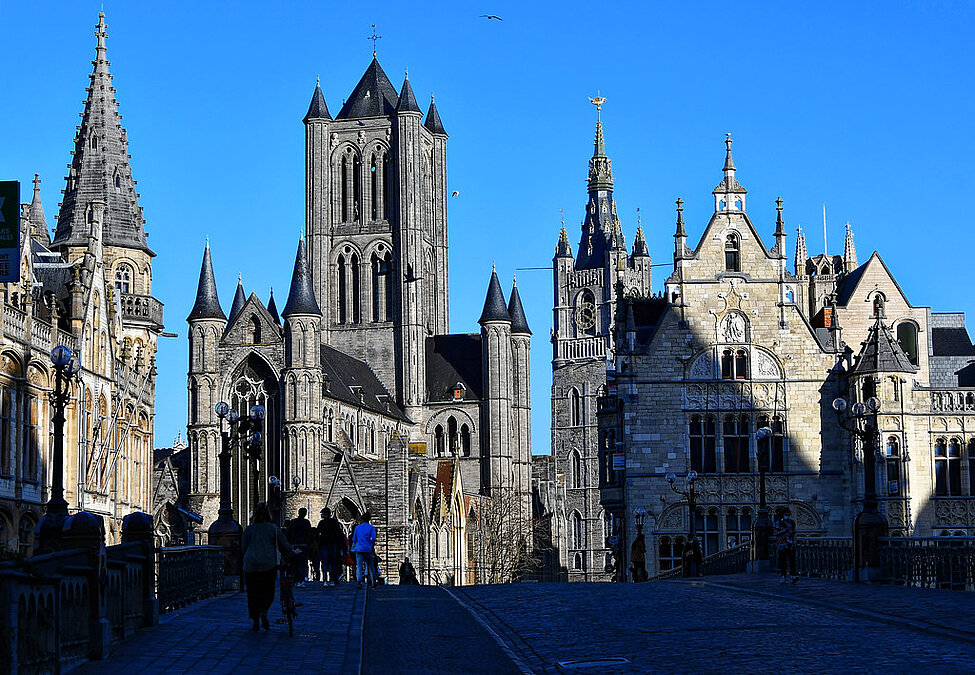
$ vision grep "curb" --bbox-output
[444,587,537,675]
[684,579,975,647]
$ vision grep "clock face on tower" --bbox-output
[575,301,596,330]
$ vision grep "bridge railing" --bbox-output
[157,545,225,613]
[796,537,854,580]
[649,541,751,581]
[880,536,975,591]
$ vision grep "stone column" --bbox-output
[121,511,159,626]
[62,511,111,661]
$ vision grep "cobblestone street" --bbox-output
[76,576,975,673]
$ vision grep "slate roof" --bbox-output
[303,83,331,122]
[320,344,409,421]
[425,334,484,401]
[508,283,531,335]
[478,270,510,324]
[834,262,867,306]
[336,58,400,119]
[282,239,321,316]
[228,280,246,323]
[188,244,226,321]
[424,99,446,135]
[932,327,975,357]
[396,76,421,113]
[267,289,281,324]
[851,318,918,375]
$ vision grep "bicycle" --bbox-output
[278,548,303,637]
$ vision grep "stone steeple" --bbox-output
[424,96,447,136]
[478,268,510,325]
[396,74,422,114]
[28,174,50,244]
[228,277,246,323]
[843,221,858,273]
[52,13,151,255]
[303,81,331,122]
[507,277,531,335]
[556,226,572,258]
[632,225,649,258]
[282,238,321,316]
[267,288,281,324]
[712,134,747,213]
[576,98,617,270]
[795,225,808,276]
[187,242,225,321]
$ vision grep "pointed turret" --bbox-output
[843,221,858,273]
[576,98,617,269]
[336,57,400,119]
[507,277,531,335]
[632,225,649,258]
[674,197,688,261]
[424,95,447,135]
[795,225,808,276]
[609,218,625,250]
[267,288,281,324]
[28,174,50,244]
[556,226,572,258]
[712,134,747,213]
[282,238,321,316]
[773,197,787,259]
[187,243,226,321]
[478,268,510,325]
[396,74,422,114]
[303,81,331,122]
[52,13,152,255]
[851,316,918,376]
[228,277,246,323]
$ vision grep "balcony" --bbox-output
[120,293,164,329]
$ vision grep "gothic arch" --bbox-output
[424,408,477,435]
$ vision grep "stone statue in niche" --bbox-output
[721,313,747,343]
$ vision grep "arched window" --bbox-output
[969,439,975,496]
[434,425,445,457]
[569,388,581,427]
[113,170,121,189]
[896,322,919,366]
[448,416,458,455]
[248,316,261,345]
[352,155,362,220]
[338,254,348,323]
[114,264,132,294]
[721,349,748,380]
[734,349,748,379]
[0,389,11,475]
[370,154,380,220]
[573,552,583,570]
[694,507,720,556]
[340,155,349,222]
[757,415,785,472]
[725,233,740,272]
[934,438,962,496]
[371,252,387,322]
[723,415,750,473]
[570,450,582,488]
[382,152,390,218]
[725,507,752,548]
[885,436,902,496]
[658,535,686,571]
[350,253,361,323]
[461,424,471,457]
[570,511,583,549]
[89,136,97,150]
[689,415,716,473]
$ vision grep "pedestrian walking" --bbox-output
[317,506,347,587]
[350,511,377,589]
[287,507,313,587]
[241,502,293,632]
[398,557,419,585]
[775,508,799,584]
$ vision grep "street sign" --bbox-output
[0,182,20,283]
[408,442,426,455]
[612,452,625,470]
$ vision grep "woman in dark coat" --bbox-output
[241,503,293,630]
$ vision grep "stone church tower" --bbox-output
[550,102,651,579]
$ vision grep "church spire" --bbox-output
[29,174,50,244]
[587,96,613,191]
[187,242,225,321]
[795,225,808,276]
[424,95,447,135]
[282,238,321,316]
[507,277,531,335]
[674,197,687,260]
[228,276,246,322]
[556,225,572,258]
[303,80,331,122]
[396,73,422,114]
[712,134,747,213]
[267,288,281,324]
[478,269,510,325]
[773,197,787,259]
[632,225,649,258]
[576,96,616,270]
[52,13,151,254]
[843,221,858,273]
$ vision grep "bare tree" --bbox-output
[468,489,551,584]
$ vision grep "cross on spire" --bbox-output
[369,24,382,58]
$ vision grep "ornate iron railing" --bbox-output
[880,537,975,591]
[796,536,854,580]
[156,545,226,613]
[649,541,751,581]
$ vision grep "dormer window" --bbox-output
[725,233,741,272]
[452,382,466,401]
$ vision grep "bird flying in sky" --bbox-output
[480,14,503,21]
[451,191,460,197]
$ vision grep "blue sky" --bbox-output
[3,1,974,455]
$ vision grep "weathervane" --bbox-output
[369,24,382,57]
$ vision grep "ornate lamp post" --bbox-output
[208,401,265,588]
[268,475,283,527]
[752,426,774,571]
[832,395,887,581]
[666,471,698,577]
[630,508,648,582]
[36,345,81,553]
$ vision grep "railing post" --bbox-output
[121,512,159,627]
[62,511,112,662]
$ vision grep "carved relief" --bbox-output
[791,502,822,530]
[659,505,685,531]
[330,132,338,148]
[934,499,975,527]
[884,500,907,528]
[720,312,747,343]
[754,350,782,380]
[689,352,714,380]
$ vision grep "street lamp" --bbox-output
[752,425,774,570]
[630,508,649,582]
[268,475,282,526]
[666,470,699,577]
[36,345,81,553]
[833,394,887,581]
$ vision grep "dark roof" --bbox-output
[267,289,281,325]
[478,270,510,324]
[851,318,918,375]
[628,297,669,345]
[320,344,409,421]
[303,83,332,122]
[834,261,868,306]
[336,58,400,119]
[396,76,421,113]
[282,239,321,316]
[187,244,226,321]
[424,99,447,135]
[426,334,484,401]
[432,459,455,512]
[508,283,531,335]
[228,279,246,323]
[932,327,975,357]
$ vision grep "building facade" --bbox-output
[0,14,163,552]
[599,136,975,577]
[186,59,532,582]
[549,103,651,579]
